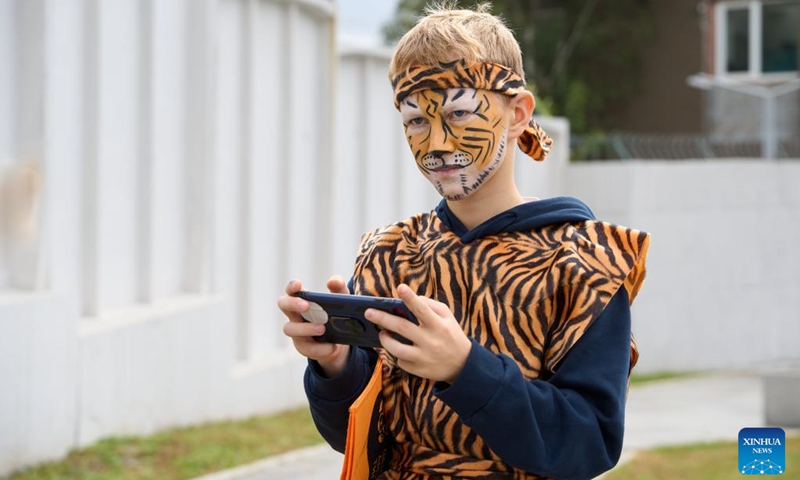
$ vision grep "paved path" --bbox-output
[190,444,343,480]
[192,370,786,480]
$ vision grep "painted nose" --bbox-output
[427,149,450,158]
[428,123,457,154]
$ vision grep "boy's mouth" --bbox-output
[432,165,463,172]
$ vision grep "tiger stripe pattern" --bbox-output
[351,211,650,479]
[392,60,553,162]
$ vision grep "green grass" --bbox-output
[604,435,800,480]
[3,407,324,480]
[630,371,699,385]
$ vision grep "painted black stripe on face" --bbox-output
[440,89,450,106]
[482,94,491,112]
[465,127,493,133]
[420,91,439,116]
[462,129,496,165]
[442,121,458,140]
[426,103,436,117]
[444,88,464,107]
[460,143,486,164]
[432,90,458,141]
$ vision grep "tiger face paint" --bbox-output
[400,88,509,201]
[392,60,553,163]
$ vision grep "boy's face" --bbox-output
[399,88,510,201]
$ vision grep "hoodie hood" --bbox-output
[435,197,596,243]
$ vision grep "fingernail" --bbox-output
[314,325,325,334]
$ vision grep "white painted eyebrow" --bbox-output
[399,95,422,113]
[442,88,479,110]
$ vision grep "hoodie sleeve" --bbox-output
[304,346,378,453]
[433,288,632,480]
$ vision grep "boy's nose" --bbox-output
[427,149,452,160]
[428,123,457,153]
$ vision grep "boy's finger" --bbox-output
[276,294,310,323]
[285,279,304,295]
[283,320,326,338]
[364,308,419,343]
[326,275,350,295]
[396,284,438,326]
[378,330,417,362]
[421,297,452,317]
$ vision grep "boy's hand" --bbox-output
[278,276,351,377]
[364,284,472,384]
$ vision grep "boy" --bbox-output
[278,4,649,479]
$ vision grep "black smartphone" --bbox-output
[293,291,418,348]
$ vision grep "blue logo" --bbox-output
[739,427,786,475]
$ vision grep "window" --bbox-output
[726,8,750,72]
[716,1,800,77]
[762,3,799,72]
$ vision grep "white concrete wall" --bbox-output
[2,2,800,477]
[513,124,800,373]
[0,0,333,475]
[562,160,800,373]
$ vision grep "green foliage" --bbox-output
[571,130,612,161]
[382,0,656,135]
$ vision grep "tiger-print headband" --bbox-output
[391,60,553,162]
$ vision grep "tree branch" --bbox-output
[544,0,600,86]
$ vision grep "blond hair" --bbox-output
[389,2,524,82]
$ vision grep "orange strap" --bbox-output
[340,357,386,480]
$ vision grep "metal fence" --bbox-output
[573,132,800,160]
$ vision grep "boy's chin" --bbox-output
[430,178,469,201]
[437,187,476,202]
[430,172,493,202]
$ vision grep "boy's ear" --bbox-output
[507,91,535,140]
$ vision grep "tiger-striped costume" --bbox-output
[349,201,649,479]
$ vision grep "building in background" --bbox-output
[696,0,799,155]
[610,0,705,134]
[603,0,799,159]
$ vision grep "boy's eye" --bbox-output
[408,117,428,126]
[450,110,470,120]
